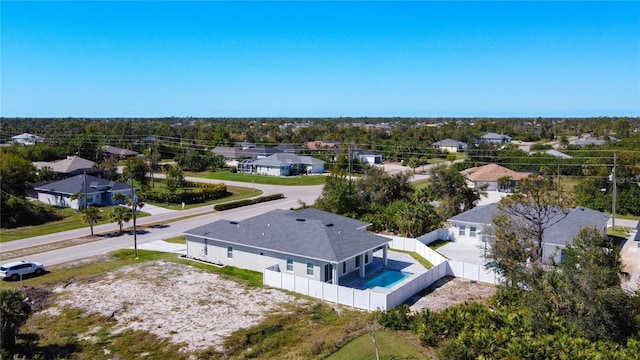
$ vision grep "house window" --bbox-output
[286,258,293,272]
[470,227,477,237]
[365,253,369,264]
[306,262,314,276]
[355,256,361,269]
[203,239,208,255]
[342,262,346,274]
[227,246,233,259]
[459,225,466,236]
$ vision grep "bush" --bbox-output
[214,194,284,211]
[145,183,228,205]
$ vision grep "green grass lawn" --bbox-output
[411,178,431,189]
[185,170,327,186]
[607,226,633,240]
[0,207,150,243]
[614,214,640,221]
[163,235,186,244]
[326,330,429,360]
[390,249,434,269]
[427,239,450,250]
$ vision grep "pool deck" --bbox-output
[340,249,428,292]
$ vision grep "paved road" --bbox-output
[1,177,323,267]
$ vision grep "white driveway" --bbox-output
[123,203,177,216]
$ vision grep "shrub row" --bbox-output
[214,194,284,211]
[146,183,229,204]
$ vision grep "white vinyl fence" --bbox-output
[263,235,499,311]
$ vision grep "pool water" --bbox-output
[363,269,411,289]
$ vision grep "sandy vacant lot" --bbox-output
[408,276,497,312]
[44,261,495,353]
[47,261,304,352]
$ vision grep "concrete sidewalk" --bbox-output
[134,239,187,255]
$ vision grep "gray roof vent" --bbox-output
[326,223,334,227]
[296,218,306,222]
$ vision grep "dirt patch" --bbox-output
[45,260,305,352]
[407,276,496,312]
[23,286,53,312]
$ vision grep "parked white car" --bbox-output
[0,260,45,281]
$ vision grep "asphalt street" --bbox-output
[1,177,324,267]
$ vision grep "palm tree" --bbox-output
[108,206,130,233]
[70,192,84,210]
[0,288,32,351]
[82,206,101,235]
[112,192,126,204]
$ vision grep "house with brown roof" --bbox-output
[33,156,98,178]
[461,163,531,191]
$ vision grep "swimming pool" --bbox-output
[363,269,411,289]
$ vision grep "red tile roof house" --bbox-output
[461,163,531,191]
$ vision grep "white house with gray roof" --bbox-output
[33,174,132,210]
[481,133,512,144]
[11,133,44,145]
[447,203,610,263]
[184,208,390,285]
[432,139,468,153]
[239,153,325,176]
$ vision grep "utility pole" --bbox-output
[348,144,352,181]
[83,170,88,210]
[130,177,138,259]
[612,152,617,228]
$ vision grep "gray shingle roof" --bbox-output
[432,139,468,148]
[544,206,609,246]
[33,156,96,174]
[251,153,324,167]
[184,208,388,263]
[34,174,130,195]
[102,145,139,157]
[448,203,609,246]
[482,132,512,140]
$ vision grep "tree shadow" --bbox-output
[14,332,80,360]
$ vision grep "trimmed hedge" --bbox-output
[214,193,284,211]
[145,183,229,204]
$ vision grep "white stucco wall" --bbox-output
[255,166,284,176]
[186,236,373,283]
[448,222,485,243]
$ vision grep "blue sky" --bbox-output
[2,1,639,118]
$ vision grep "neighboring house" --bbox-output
[238,153,325,176]
[432,139,468,153]
[184,208,391,285]
[447,203,610,263]
[11,133,44,145]
[354,150,383,165]
[274,144,303,154]
[212,146,250,167]
[33,156,98,178]
[531,149,573,159]
[33,174,132,210]
[242,145,279,159]
[572,137,606,146]
[101,145,139,158]
[481,133,512,144]
[305,140,340,151]
[461,163,531,191]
